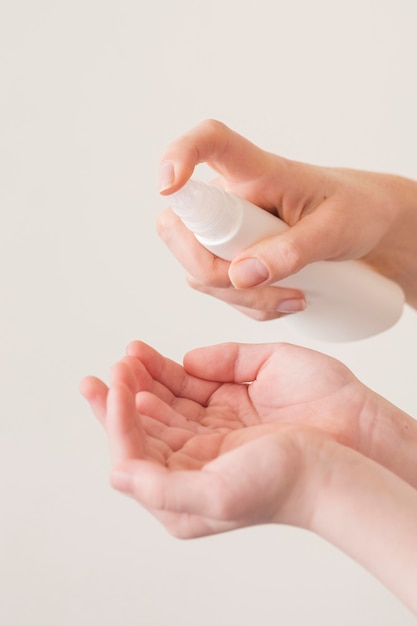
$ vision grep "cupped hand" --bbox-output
[80,340,415,538]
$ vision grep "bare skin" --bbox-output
[80,120,417,615]
[81,340,417,613]
[157,119,417,318]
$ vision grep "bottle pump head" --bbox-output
[169,180,239,239]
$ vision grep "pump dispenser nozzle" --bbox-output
[170,180,243,240]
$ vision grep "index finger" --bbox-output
[158,119,274,195]
[156,207,232,288]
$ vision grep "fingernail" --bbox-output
[277,298,306,314]
[158,161,175,192]
[229,258,270,288]
[111,469,134,493]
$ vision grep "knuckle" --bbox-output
[251,310,279,322]
[186,261,231,290]
[274,238,304,275]
[236,306,279,321]
[199,118,227,136]
[186,273,206,291]
[156,210,173,241]
[166,524,194,540]
[209,495,235,521]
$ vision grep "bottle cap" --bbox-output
[169,180,239,239]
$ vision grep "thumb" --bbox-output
[228,208,346,288]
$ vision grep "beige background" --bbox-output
[1,0,416,624]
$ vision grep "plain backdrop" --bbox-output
[1,1,417,624]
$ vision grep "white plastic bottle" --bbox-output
[168,179,404,341]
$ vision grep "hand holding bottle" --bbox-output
[167,179,403,340]
[157,119,417,318]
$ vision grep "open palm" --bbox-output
[81,340,414,537]
[82,340,369,468]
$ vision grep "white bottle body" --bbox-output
[169,180,404,341]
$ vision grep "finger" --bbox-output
[110,428,299,522]
[126,341,221,405]
[157,208,232,288]
[230,303,284,321]
[119,354,179,407]
[141,413,197,451]
[230,201,355,286]
[107,363,146,462]
[109,491,237,539]
[157,208,306,311]
[118,356,152,391]
[184,342,280,384]
[136,390,209,433]
[158,119,272,194]
[149,509,237,539]
[186,274,305,316]
[124,355,217,417]
[138,432,169,464]
[110,459,226,518]
[110,360,137,394]
[79,376,108,426]
[119,355,177,404]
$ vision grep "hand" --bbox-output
[157,119,417,317]
[81,341,417,613]
[80,340,417,539]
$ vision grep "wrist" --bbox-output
[310,443,417,614]
[269,430,341,532]
[358,390,417,488]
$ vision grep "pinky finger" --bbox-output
[79,376,108,426]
